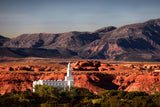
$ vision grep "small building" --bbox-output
[33,62,74,92]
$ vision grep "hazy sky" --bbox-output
[0,0,160,37]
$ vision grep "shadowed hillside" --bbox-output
[0,35,10,46]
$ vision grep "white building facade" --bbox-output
[33,62,74,92]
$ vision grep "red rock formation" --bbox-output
[73,60,100,71]
[0,72,117,95]
[113,73,160,94]
[18,66,32,71]
[1,62,160,95]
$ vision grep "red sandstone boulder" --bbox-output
[34,68,40,72]
[18,66,31,71]
[79,61,93,67]
[73,60,101,71]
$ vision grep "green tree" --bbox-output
[124,91,148,99]
[35,85,62,99]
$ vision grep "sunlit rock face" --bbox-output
[113,73,160,94]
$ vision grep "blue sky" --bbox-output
[0,0,160,37]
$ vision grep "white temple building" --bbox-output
[33,62,74,92]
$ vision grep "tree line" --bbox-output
[0,85,160,107]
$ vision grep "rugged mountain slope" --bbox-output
[43,31,100,50]
[3,32,100,50]
[1,18,160,61]
[80,18,160,61]
[3,33,59,48]
[0,35,10,46]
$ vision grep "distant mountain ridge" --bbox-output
[1,18,160,61]
[0,35,10,46]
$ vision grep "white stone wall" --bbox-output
[33,80,69,92]
[43,80,67,88]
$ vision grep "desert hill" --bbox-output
[1,18,160,61]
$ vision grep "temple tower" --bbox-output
[65,62,74,90]
[67,62,72,77]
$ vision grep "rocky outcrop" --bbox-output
[72,60,100,71]
[113,73,160,94]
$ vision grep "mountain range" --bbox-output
[1,18,160,61]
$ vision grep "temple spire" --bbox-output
[67,62,72,77]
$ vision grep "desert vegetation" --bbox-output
[1,86,160,107]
